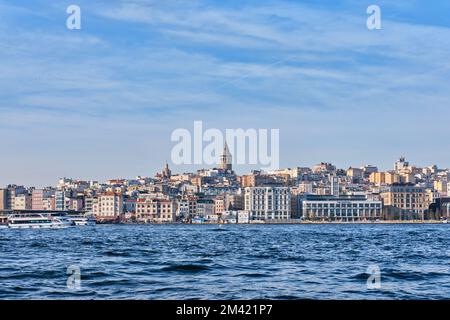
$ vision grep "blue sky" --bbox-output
[0,0,449,187]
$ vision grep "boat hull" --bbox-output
[8,223,70,229]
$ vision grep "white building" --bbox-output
[245,187,291,220]
[92,193,123,219]
[300,195,382,221]
[330,175,340,197]
[223,210,251,223]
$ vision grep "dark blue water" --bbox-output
[0,224,449,300]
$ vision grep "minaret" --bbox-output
[220,142,232,171]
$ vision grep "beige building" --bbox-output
[370,172,385,185]
[135,198,176,223]
[42,197,56,211]
[0,189,6,210]
[214,197,225,215]
[370,172,400,185]
[380,185,429,220]
[434,180,448,195]
[385,172,401,184]
[92,193,124,220]
[13,194,32,210]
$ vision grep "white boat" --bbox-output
[7,214,71,229]
[67,215,96,226]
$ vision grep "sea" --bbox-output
[0,224,449,299]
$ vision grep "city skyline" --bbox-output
[2,153,448,223]
[0,155,446,189]
[0,154,448,188]
[1,0,450,186]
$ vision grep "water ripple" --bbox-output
[1,224,449,299]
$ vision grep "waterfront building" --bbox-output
[42,197,56,211]
[380,184,429,220]
[135,198,176,223]
[0,189,6,210]
[84,196,96,212]
[5,185,26,209]
[188,196,198,216]
[176,197,190,219]
[225,193,244,210]
[55,190,72,211]
[124,199,137,215]
[196,199,215,218]
[32,189,44,211]
[428,197,450,220]
[214,196,225,215]
[244,187,291,220]
[92,192,124,220]
[300,195,382,221]
[31,189,54,211]
[67,198,83,211]
[13,194,32,210]
[222,210,251,223]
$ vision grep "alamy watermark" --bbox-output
[66,265,81,290]
[66,5,81,30]
[367,5,381,30]
[171,121,280,171]
[366,264,381,289]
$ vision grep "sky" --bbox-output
[0,0,449,187]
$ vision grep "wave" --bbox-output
[160,264,210,273]
[236,273,270,278]
[104,250,132,257]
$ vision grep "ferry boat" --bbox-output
[192,217,206,224]
[7,214,71,229]
[66,215,97,226]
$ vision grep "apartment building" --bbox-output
[380,184,429,220]
[92,193,124,220]
[135,198,176,223]
[13,194,32,210]
[245,187,291,220]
